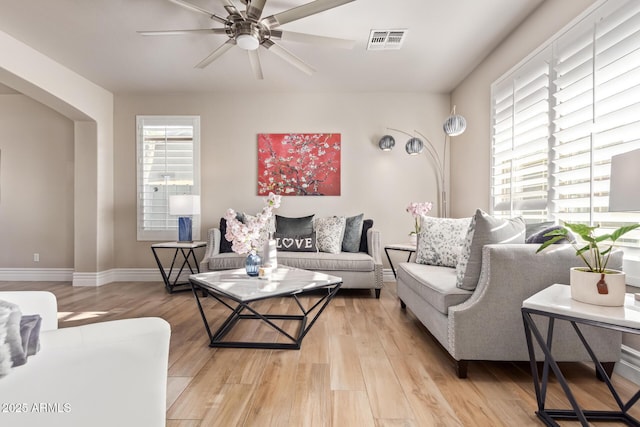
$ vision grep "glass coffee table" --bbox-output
[189,267,342,349]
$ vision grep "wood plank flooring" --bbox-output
[1,279,639,426]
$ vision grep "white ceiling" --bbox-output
[0,0,544,94]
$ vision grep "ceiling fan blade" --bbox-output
[270,30,355,49]
[217,0,241,16]
[262,39,315,75]
[246,0,267,20]
[247,50,264,80]
[168,0,229,24]
[138,28,229,36]
[261,0,355,28]
[195,39,236,69]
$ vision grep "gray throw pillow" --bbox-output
[219,217,234,253]
[0,300,26,367]
[0,306,12,377]
[342,213,364,253]
[525,225,576,244]
[456,209,526,290]
[359,219,374,253]
[525,221,555,240]
[275,232,318,252]
[276,214,315,235]
[20,314,42,357]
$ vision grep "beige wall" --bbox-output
[1,28,115,280]
[114,92,450,268]
[0,94,74,268]
[449,0,597,218]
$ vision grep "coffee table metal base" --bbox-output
[191,281,341,349]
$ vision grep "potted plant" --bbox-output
[406,201,433,245]
[537,222,640,306]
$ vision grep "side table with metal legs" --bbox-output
[151,241,206,293]
[522,284,640,426]
[384,243,417,278]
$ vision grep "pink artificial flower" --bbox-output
[406,201,434,235]
[224,193,281,255]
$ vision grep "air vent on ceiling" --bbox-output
[367,29,407,50]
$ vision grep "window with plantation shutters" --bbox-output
[136,116,201,241]
[492,52,551,222]
[491,0,640,248]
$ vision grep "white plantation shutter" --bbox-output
[136,116,201,241]
[551,16,595,224]
[593,1,640,246]
[491,0,640,248]
[491,51,551,222]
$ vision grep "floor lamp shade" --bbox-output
[405,137,424,155]
[170,195,201,242]
[609,149,640,212]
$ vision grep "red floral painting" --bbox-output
[258,133,341,196]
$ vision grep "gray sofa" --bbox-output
[397,243,623,378]
[200,226,384,298]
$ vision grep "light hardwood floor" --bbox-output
[1,279,639,426]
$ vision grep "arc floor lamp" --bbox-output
[379,106,467,218]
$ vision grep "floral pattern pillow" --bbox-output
[415,216,471,268]
[315,216,346,254]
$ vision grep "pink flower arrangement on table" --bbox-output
[406,201,434,235]
[224,192,282,255]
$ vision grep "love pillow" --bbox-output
[274,232,318,252]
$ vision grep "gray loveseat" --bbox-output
[199,222,384,298]
[397,243,623,378]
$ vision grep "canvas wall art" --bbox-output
[258,133,341,196]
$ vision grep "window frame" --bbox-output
[490,0,640,253]
[136,115,201,242]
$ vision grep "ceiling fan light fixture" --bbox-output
[237,34,260,50]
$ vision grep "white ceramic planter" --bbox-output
[409,234,417,245]
[570,267,626,306]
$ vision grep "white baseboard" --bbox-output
[73,268,163,286]
[383,268,396,283]
[0,268,74,281]
[615,344,640,386]
[0,268,162,286]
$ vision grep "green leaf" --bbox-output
[594,234,612,243]
[563,222,597,238]
[610,224,640,242]
[535,235,567,253]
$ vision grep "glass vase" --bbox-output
[245,252,261,277]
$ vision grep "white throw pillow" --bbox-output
[415,216,471,268]
[455,209,526,290]
[315,216,346,254]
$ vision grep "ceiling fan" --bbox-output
[138,0,357,79]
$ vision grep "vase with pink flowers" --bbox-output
[406,201,434,245]
[224,192,282,276]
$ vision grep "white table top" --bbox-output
[385,243,417,251]
[523,284,640,330]
[152,241,207,249]
[190,267,342,302]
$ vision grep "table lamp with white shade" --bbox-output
[169,195,200,242]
